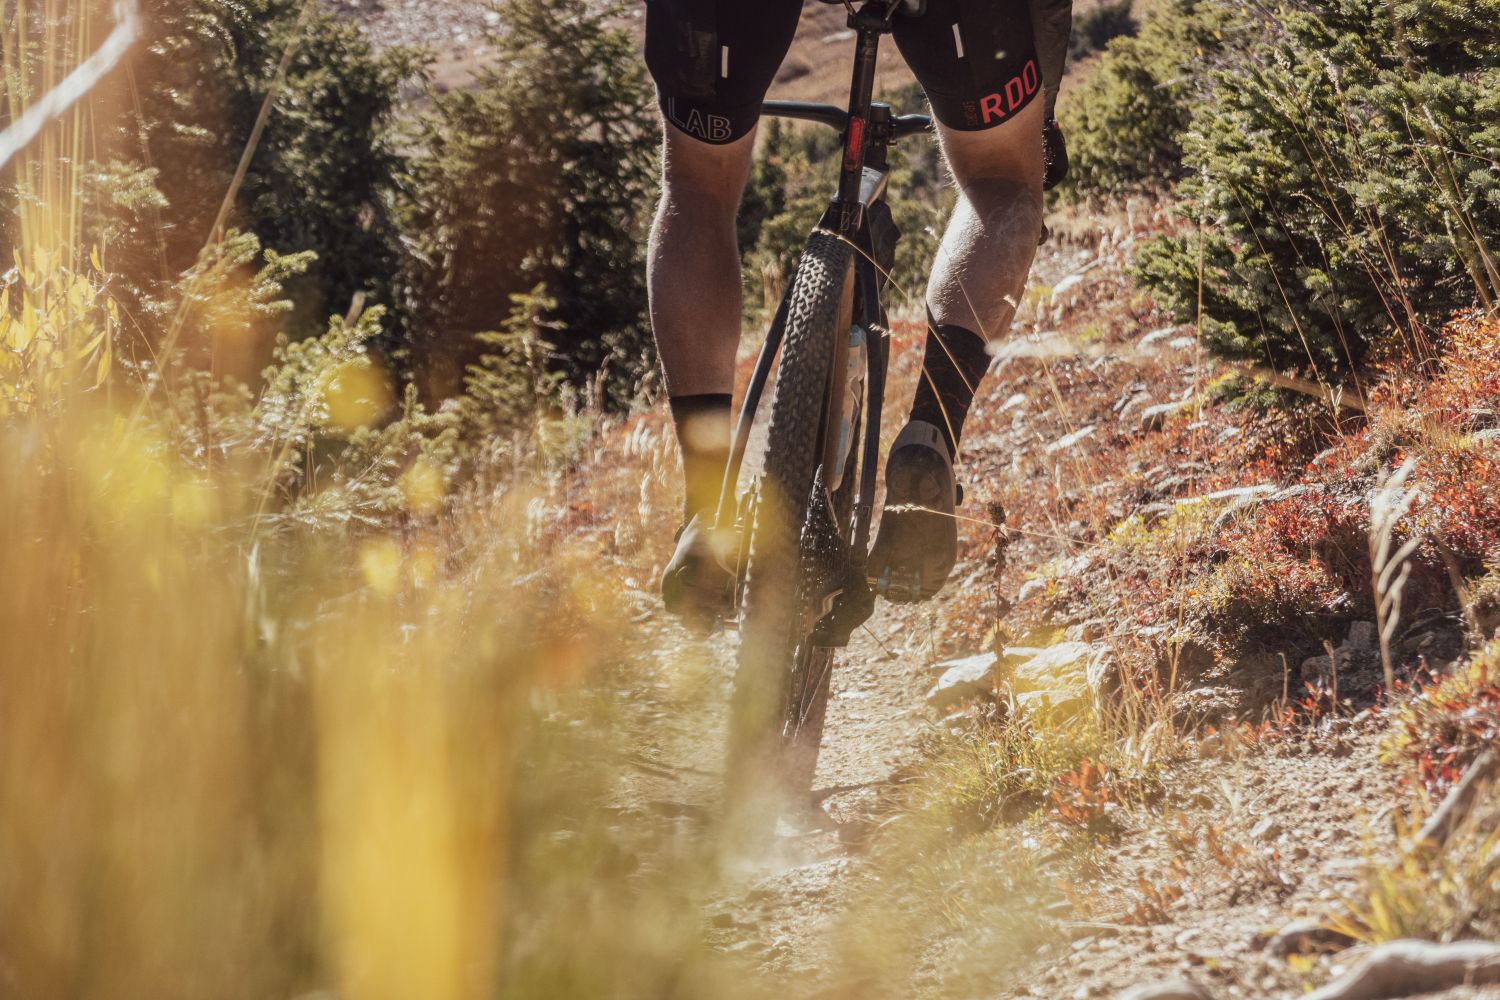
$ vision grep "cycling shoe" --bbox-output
[661,513,735,627]
[867,421,960,604]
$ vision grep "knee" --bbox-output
[658,127,756,219]
[658,177,742,227]
[957,176,1043,228]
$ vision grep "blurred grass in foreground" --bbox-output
[0,391,728,998]
[1,4,742,989]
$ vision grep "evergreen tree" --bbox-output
[91,0,416,337]
[403,0,658,405]
[1132,0,1500,375]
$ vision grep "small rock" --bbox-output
[1137,324,1189,352]
[1117,977,1216,1000]
[1006,641,1100,720]
[1139,401,1185,433]
[1267,918,1356,958]
[1345,621,1377,652]
[1250,817,1283,842]
[1017,578,1047,604]
[1047,424,1098,454]
[1302,653,1333,680]
[926,652,1000,709]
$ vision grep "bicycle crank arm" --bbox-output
[808,573,875,648]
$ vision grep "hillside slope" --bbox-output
[538,186,1500,996]
[316,5,1500,998]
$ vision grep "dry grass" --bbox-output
[1331,793,1500,945]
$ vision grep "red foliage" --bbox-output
[1419,441,1500,563]
[1049,759,1114,830]
[1396,654,1500,795]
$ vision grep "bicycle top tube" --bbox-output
[762,100,932,139]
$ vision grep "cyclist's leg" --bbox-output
[645,0,801,522]
[649,129,755,520]
[873,0,1044,602]
[645,0,800,615]
[893,0,1045,457]
[927,102,1045,350]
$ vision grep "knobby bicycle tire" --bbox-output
[727,230,854,832]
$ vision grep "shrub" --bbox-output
[1068,0,1138,64]
[1058,0,1233,197]
[1387,639,1500,795]
[1131,0,1500,377]
[91,0,417,337]
[402,0,658,406]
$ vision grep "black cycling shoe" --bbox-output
[867,421,960,604]
[661,513,735,627]
[1043,117,1069,192]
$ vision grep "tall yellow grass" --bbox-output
[0,7,697,996]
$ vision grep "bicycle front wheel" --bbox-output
[727,229,855,833]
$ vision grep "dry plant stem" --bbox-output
[1324,639,1340,708]
[1224,360,1367,413]
[1369,459,1421,692]
[1413,751,1498,852]
[0,0,140,170]
[1304,939,1500,1000]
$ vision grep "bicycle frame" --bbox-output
[714,0,933,647]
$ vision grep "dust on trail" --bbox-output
[620,606,1479,1000]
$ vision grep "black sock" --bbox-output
[908,320,990,457]
[668,393,733,520]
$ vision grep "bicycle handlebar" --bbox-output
[762,100,933,140]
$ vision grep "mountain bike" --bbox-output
[714,0,933,830]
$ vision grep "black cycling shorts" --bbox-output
[644,0,1040,145]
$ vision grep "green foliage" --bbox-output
[1059,0,1233,197]
[96,0,417,336]
[739,119,840,312]
[1068,0,1138,64]
[1133,0,1500,375]
[402,0,658,406]
[459,288,566,449]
